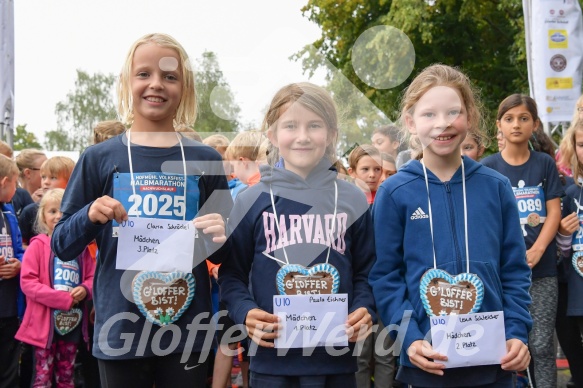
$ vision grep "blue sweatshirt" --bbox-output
[370,157,532,387]
[0,202,25,319]
[218,159,376,376]
[51,134,232,360]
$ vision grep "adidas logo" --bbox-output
[410,207,429,220]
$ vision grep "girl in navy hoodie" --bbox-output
[219,82,375,388]
[370,65,532,387]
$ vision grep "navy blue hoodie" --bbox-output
[218,159,376,376]
[370,157,532,387]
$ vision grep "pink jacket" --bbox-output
[15,234,95,349]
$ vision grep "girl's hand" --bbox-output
[70,286,87,304]
[501,339,530,371]
[88,196,127,224]
[559,212,579,236]
[193,213,226,243]
[0,258,21,280]
[526,246,544,268]
[245,308,280,348]
[407,340,447,376]
[346,307,372,342]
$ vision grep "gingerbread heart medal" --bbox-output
[132,271,195,326]
[54,308,82,335]
[572,252,583,278]
[419,269,484,316]
[276,263,340,295]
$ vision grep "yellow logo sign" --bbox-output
[546,77,573,90]
[549,30,568,49]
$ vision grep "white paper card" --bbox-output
[430,311,507,368]
[273,294,348,349]
[115,217,195,272]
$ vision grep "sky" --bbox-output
[12,0,326,143]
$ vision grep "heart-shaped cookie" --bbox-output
[276,263,340,295]
[54,308,82,335]
[132,271,195,326]
[419,269,484,316]
[572,251,583,278]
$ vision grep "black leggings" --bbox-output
[98,352,208,388]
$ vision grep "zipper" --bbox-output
[47,250,55,348]
[444,181,463,273]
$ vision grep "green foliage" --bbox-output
[13,124,41,151]
[194,51,240,134]
[55,70,117,151]
[298,0,561,148]
[44,128,74,151]
[328,70,389,156]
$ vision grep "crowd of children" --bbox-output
[2,31,583,388]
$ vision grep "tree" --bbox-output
[297,0,583,133]
[194,51,240,134]
[55,70,117,151]
[13,124,41,150]
[327,69,389,157]
[44,128,74,151]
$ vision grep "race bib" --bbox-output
[112,172,200,237]
[512,185,546,227]
[572,213,583,251]
[0,229,14,260]
[53,257,80,292]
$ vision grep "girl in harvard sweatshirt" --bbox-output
[370,65,532,387]
[219,82,375,388]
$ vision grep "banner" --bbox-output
[524,0,583,122]
[0,0,14,134]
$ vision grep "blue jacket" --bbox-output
[219,159,376,376]
[0,203,26,318]
[370,157,532,387]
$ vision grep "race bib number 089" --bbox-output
[512,185,546,225]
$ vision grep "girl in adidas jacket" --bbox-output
[369,65,532,387]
